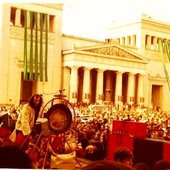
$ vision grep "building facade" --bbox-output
[0,4,170,111]
[0,3,63,105]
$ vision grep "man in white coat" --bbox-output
[9,94,43,147]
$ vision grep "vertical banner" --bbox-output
[39,13,43,81]
[45,14,48,81]
[158,38,170,91]
[23,11,49,81]
[34,12,38,80]
[24,10,28,80]
[165,40,170,62]
[29,11,33,80]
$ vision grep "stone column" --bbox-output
[153,36,158,50]
[69,66,78,103]
[121,37,125,46]
[137,74,145,105]
[131,35,136,47]
[126,36,130,46]
[15,8,21,26]
[96,69,104,104]
[115,71,123,109]
[127,73,136,105]
[83,67,91,104]
[146,35,151,49]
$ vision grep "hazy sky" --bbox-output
[1,0,170,40]
[62,0,170,40]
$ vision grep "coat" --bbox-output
[9,103,36,142]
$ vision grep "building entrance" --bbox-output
[20,72,37,103]
[152,85,163,110]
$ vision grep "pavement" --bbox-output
[50,154,93,169]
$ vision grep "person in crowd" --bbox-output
[9,94,43,147]
[76,123,107,161]
[154,159,170,170]
[114,146,134,166]
[76,131,106,160]
[84,160,134,170]
[0,142,33,168]
[134,162,149,170]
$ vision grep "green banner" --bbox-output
[29,11,33,80]
[23,11,49,82]
[24,10,28,80]
[45,14,48,82]
[158,38,170,91]
[39,13,43,81]
[34,12,38,81]
[165,40,170,62]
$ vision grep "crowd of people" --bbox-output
[75,104,170,141]
[1,96,170,169]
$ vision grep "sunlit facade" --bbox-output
[0,3,170,111]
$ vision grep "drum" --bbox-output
[46,103,72,134]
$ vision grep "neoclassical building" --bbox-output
[0,3,170,111]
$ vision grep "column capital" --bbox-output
[96,68,105,73]
[83,66,91,71]
[128,72,137,76]
[138,73,145,77]
[116,71,124,75]
[70,65,79,69]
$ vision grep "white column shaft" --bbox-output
[131,35,136,47]
[115,72,123,97]
[146,35,151,49]
[69,66,78,103]
[83,67,91,103]
[127,73,135,103]
[153,37,158,50]
[115,72,123,110]
[137,74,144,104]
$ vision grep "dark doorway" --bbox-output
[152,85,163,110]
[20,72,36,104]
[78,67,84,103]
[90,69,97,104]
[122,73,128,103]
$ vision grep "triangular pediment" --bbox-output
[78,44,146,61]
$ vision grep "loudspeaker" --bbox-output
[112,120,147,138]
[133,138,163,170]
[163,141,170,162]
[106,133,134,160]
